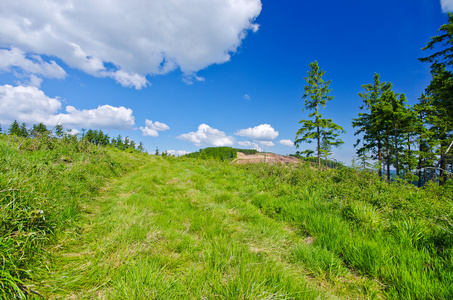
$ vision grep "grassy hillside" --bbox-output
[0,134,148,298]
[1,134,452,299]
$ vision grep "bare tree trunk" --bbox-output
[377,137,382,179]
[417,140,423,188]
[407,133,412,177]
[317,124,321,170]
[437,139,453,185]
[394,125,399,177]
[386,137,390,182]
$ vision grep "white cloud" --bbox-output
[67,128,80,135]
[0,84,134,129]
[182,73,206,85]
[0,84,61,125]
[50,105,134,129]
[259,141,274,147]
[237,140,274,151]
[140,119,170,137]
[104,70,148,90]
[279,139,294,147]
[0,48,67,79]
[441,0,453,12]
[178,124,234,147]
[167,150,189,156]
[238,140,262,151]
[235,124,279,141]
[0,0,262,87]
[0,47,67,87]
[243,94,251,101]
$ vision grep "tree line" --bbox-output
[4,120,146,153]
[183,147,258,161]
[296,14,453,185]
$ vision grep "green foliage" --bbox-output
[419,12,453,70]
[291,152,343,169]
[419,13,453,185]
[296,61,345,169]
[183,147,258,161]
[8,120,22,137]
[30,122,49,137]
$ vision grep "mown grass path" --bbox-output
[37,157,371,299]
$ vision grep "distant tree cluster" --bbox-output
[6,121,146,153]
[183,147,258,161]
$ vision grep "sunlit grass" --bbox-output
[3,133,451,299]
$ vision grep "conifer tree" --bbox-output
[295,61,345,169]
[19,123,28,137]
[8,120,21,136]
[31,123,49,137]
[419,13,453,184]
[352,74,392,179]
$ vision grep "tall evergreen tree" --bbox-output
[419,13,453,184]
[8,120,21,136]
[352,74,392,179]
[295,61,345,170]
[19,123,28,137]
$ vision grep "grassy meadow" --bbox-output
[1,134,452,299]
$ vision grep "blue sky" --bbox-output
[0,0,450,163]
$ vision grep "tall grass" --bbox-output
[0,134,146,298]
[3,135,452,299]
[242,162,453,299]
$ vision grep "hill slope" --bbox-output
[2,135,452,299]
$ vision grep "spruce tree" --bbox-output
[419,13,453,184]
[295,61,345,170]
[352,74,392,179]
[8,120,21,136]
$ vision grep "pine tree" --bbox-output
[8,120,21,136]
[295,61,345,170]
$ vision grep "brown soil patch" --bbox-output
[232,152,300,165]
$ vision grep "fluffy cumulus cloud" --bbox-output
[0,84,61,125]
[140,119,170,137]
[279,139,294,147]
[0,0,262,88]
[0,84,134,129]
[49,105,134,129]
[235,124,279,141]
[178,124,234,147]
[441,0,453,12]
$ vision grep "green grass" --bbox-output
[37,157,331,299]
[2,135,452,299]
[243,163,453,299]
[0,134,146,298]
